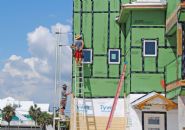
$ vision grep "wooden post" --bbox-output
[177,23,182,56]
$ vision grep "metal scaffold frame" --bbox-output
[54,28,73,130]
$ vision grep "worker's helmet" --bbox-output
[62,84,67,90]
[75,34,82,40]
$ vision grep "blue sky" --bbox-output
[0,0,73,106]
[0,0,72,64]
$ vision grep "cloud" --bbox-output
[0,23,72,105]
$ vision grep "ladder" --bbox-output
[106,63,127,130]
[73,62,85,130]
[84,92,97,130]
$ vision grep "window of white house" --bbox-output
[82,49,92,64]
[148,128,160,130]
[108,49,120,64]
[144,113,165,130]
[148,117,160,125]
[143,40,157,57]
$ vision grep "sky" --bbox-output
[0,0,73,109]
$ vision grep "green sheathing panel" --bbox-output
[167,87,185,99]
[131,49,142,71]
[93,57,107,77]
[109,65,119,77]
[94,13,108,55]
[131,74,164,92]
[132,10,165,26]
[123,9,177,94]
[124,15,131,93]
[125,74,131,94]
[177,57,181,80]
[110,0,120,11]
[74,0,80,12]
[74,14,80,35]
[110,14,120,48]
[94,0,108,11]
[132,28,165,46]
[158,48,176,71]
[73,0,123,97]
[167,24,177,36]
[109,13,121,77]
[82,13,92,48]
[125,14,131,36]
[126,50,130,75]
[125,32,130,54]
[166,0,180,19]
[83,0,92,11]
[84,78,124,97]
[166,87,181,99]
[165,56,182,84]
[166,33,176,46]
[144,57,156,71]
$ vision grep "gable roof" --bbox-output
[131,92,177,111]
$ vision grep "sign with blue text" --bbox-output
[75,98,125,117]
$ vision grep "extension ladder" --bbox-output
[73,62,85,130]
[106,63,127,130]
[84,93,97,130]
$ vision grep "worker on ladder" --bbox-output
[60,84,71,115]
[71,34,84,65]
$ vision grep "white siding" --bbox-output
[127,94,178,130]
[167,110,178,130]
[178,96,185,130]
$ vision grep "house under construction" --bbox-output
[70,0,185,130]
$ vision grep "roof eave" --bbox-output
[117,4,166,24]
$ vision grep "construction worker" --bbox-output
[60,84,71,115]
[71,34,84,65]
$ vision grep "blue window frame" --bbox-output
[108,49,120,64]
[82,49,92,64]
[143,40,157,57]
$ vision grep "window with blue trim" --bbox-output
[82,49,92,64]
[108,49,120,64]
[143,40,157,57]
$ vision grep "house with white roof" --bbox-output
[0,97,50,127]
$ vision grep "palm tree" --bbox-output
[2,105,15,130]
[37,112,52,130]
[29,104,41,129]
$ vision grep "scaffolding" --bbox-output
[54,28,72,130]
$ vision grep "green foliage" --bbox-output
[29,104,41,125]
[2,105,15,129]
[29,104,53,130]
[37,112,52,130]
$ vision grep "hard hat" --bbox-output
[75,34,82,40]
[62,84,67,88]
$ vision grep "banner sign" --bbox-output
[75,98,125,117]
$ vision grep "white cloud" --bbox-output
[0,23,72,105]
[27,26,55,59]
